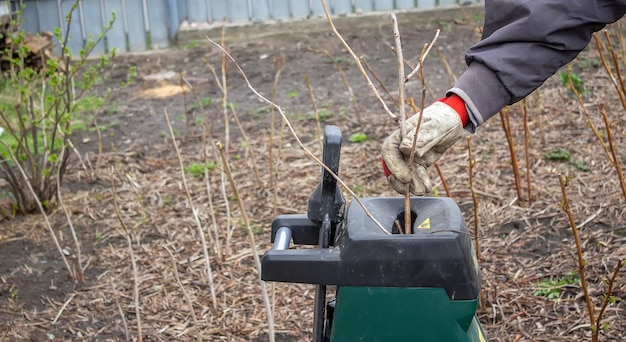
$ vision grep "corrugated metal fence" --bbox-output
[11,0,476,55]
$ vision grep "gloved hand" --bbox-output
[382,94,468,195]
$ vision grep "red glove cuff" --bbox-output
[438,94,469,127]
[382,159,391,178]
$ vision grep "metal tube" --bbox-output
[272,227,292,250]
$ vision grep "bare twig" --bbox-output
[204,35,390,235]
[405,47,429,180]
[161,244,199,326]
[229,105,263,187]
[110,279,129,341]
[304,74,323,151]
[203,146,222,258]
[603,30,626,108]
[55,146,84,282]
[434,162,451,197]
[593,32,626,112]
[467,136,481,260]
[111,175,142,342]
[593,260,624,342]
[566,69,613,162]
[310,48,362,124]
[558,175,595,333]
[520,100,532,204]
[320,0,397,120]
[404,29,440,82]
[499,108,524,201]
[217,142,275,342]
[164,109,217,309]
[179,71,191,139]
[600,105,626,201]
[361,57,399,107]
[434,44,457,86]
[51,293,76,325]
[391,12,411,235]
[270,55,286,218]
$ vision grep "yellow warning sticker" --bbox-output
[417,217,430,229]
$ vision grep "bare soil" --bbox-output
[1,12,626,342]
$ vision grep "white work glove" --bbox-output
[382,101,466,195]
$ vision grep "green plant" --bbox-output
[190,96,214,110]
[249,106,270,118]
[0,3,115,214]
[559,70,585,95]
[545,148,590,172]
[305,108,333,122]
[545,148,572,161]
[287,90,299,99]
[533,272,580,300]
[183,41,199,49]
[348,132,368,143]
[184,162,215,178]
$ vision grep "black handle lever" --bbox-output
[307,125,344,224]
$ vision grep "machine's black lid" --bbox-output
[262,197,481,300]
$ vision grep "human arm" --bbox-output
[383,0,626,195]
[452,0,626,129]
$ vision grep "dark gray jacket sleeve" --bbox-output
[448,0,626,128]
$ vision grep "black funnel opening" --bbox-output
[392,210,418,234]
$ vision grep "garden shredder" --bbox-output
[262,125,487,342]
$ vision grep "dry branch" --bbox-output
[162,244,199,326]
[519,100,532,204]
[216,142,275,342]
[320,0,397,121]
[558,175,595,334]
[499,108,523,201]
[164,109,217,309]
[204,35,390,236]
[467,136,481,260]
[599,105,626,201]
[111,175,142,342]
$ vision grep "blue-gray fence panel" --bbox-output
[104,0,126,53]
[81,0,105,54]
[354,0,373,12]
[228,0,249,22]
[374,0,393,10]
[125,0,147,52]
[289,0,309,18]
[36,1,59,45]
[15,0,478,56]
[19,2,40,37]
[177,0,186,22]
[333,0,352,14]
[147,0,168,49]
[419,0,436,8]
[186,0,208,23]
[272,0,291,19]
[250,0,270,21]
[396,0,415,9]
[310,0,324,16]
[209,0,227,22]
